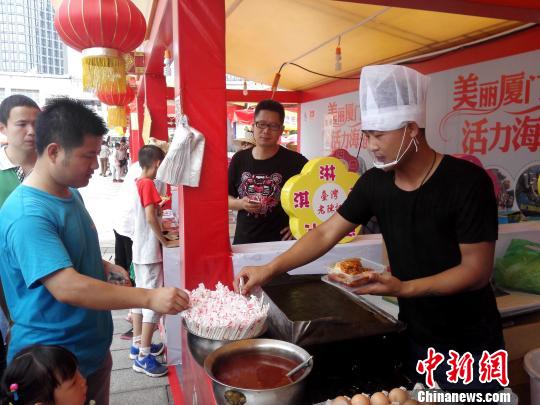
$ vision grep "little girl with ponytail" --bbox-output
[0,345,87,405]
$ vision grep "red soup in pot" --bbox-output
[214,352,302,389]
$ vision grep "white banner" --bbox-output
[302,92,369,175]
[427,50,540,217]
[300,50,540,218]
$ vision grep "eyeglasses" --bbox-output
[254,121,283,132]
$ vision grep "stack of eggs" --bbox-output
[331,387,418,405]
[182,282,269,340]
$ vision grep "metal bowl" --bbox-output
[204,338,313,405]
[186,324,267,367]
[187,331,240,367]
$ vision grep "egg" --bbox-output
[402,400,419,405]
[388,387,409,404]
[331,395,352,405]
[370,392,390,405]
[350,393,371,405]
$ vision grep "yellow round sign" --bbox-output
[281,157,360,243]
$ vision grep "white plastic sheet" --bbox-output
[156,124,205,186]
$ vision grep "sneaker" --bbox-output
[129,342,165,359]
[132,354,168,377]
[119,328,133,340]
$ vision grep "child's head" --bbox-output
[1,345,86,405]
[114,142,120,149]
[138,145,165,178]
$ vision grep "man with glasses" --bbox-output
[235,66,503,393]
[228,99,308,244]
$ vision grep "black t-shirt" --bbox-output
[228,147,308,244]
[338,155,503,351]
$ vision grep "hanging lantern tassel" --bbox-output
[82,48,127,92]
[107,106,128,128]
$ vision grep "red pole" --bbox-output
[172,0,231,291]
[145,73,169,142]
[172,2,230,402]
[129,79,146,163]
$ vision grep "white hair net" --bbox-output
[359,65,430,131]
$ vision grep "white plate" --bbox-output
[325,257,386,289]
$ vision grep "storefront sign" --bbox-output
[281,157,360,243]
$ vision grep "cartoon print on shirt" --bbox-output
[239,172,283,216]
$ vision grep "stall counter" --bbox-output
[162,222,540,403]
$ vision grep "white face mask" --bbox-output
[372,125,418,169]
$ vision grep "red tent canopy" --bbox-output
[233,108,255,125]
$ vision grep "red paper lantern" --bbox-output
[97,85,136,128]
[54,0,146,91]
[54,0,145,53]
[97,85,135,107]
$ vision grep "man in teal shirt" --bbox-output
[0,98,190,405]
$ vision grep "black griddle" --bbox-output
[262,274,404,347]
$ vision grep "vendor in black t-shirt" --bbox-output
[234,66,503,392]
[228,100,308,244]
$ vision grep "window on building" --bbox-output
[11,89,39,103]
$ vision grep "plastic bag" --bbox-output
[156,124,205,187]
[494,238,540,294]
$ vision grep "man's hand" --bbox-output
[104,262,131,286]
[280,226,293,241]
[240,197,262,214]
[157,235,169,246]
[351,271,403,297]
[163,239,180,248]
[148,287,190,314]
[234,265,275,295]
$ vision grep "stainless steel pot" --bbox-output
[187,331,239,367]
[204,338,313,405]
[186,324,268,367]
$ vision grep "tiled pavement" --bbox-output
[80,169,174,405]
[108,309,173,405]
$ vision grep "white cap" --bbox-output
[359,65,429,131]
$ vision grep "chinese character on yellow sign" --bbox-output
[281,157,360,243]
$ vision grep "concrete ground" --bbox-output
[80,168,174,405]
